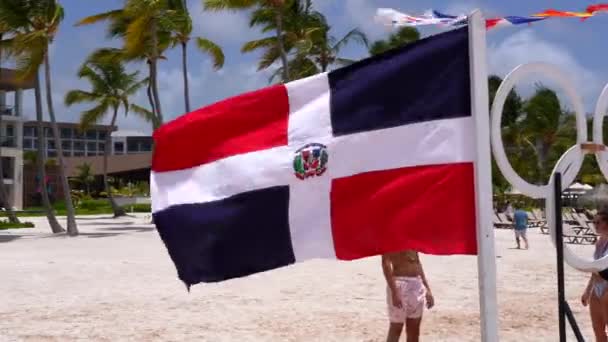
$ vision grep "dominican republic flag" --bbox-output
[152,26,480,288]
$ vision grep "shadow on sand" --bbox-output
[0,225,155,243]
[79,221,136,226]
[0,235,22,243]
[100,226,156,233]
[74,214,138,221]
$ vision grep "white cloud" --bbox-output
[344,0,386,39]
[487,29,602,110]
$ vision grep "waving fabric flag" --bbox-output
[485,16,547,29]
[532,9,594,19]
[151,27,479,288]
[375,8,465,27]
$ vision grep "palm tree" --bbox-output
[77,1,174,127]
[521,85,563,182]
[369,26,420,56]
[168,0,224,113]
[0,0,68,233]
[242,0,367,82]
[204,0,291,81]
[74,162,95,196]
[65,60,152,217]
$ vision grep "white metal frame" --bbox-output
[468,10,499,342]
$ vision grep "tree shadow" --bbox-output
[100,226,156,233]
[79,221,135,226]
[0,235,22,243]
[75,214,138,221]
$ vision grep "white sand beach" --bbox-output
[0,215,599,341]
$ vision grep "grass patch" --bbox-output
[0,199,151,217]
[0,220,35,230]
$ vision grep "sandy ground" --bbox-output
[0,215,600,341]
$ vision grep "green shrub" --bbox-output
[0,220,34,230]
[124,203,151,212]
[78,199,111,211]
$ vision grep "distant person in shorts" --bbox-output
[513,205,529,249]
[382,250,434,342]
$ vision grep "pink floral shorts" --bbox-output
[386,276,426,322]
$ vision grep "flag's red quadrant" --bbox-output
[152,84,290,172]
[330,162,477,260]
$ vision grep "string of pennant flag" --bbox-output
[375,4,608,30]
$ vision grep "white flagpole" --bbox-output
[468,10,499,342]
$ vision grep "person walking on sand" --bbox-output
[382,250,434,342]
[581,209,608,342]
[513,205,529,249]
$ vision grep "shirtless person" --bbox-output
[382,250,434,342]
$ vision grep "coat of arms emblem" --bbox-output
[293,143,328,180]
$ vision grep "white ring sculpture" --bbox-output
[491,62,608,273]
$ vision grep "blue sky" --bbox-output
[10,0,608,134]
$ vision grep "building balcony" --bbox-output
[0,68,35,91]
[0,137,17,148]
[0,106,13,116]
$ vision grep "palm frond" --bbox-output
[203,0,257,11]
[124,15,151,56]
[124,77,149,96]
[65,90,99,106]
[77,64,109,90]
[258,45,281,70]
[76,9,124,26]
[196,37,225,69]
[80,101,111,131]
[130,104,158,126]
[241,36,277,53]
[332,28,368,52]
[14,42,45,80]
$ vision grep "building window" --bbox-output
[44,127,52,137]
[48,151,57,158]
[114,142,124,154]
[73,151,85,157]
[23,139,33,149]
[61,140,71,150]
[87,142,97,152]
[1,157,12,179]
[141,141,152,151]
[73,141,84,151]
[127,141,138,152]
[98,131,107,140]
[86,130,97,140]
[24,126,36,137]
[86,150,97,157]
[98,143,105,153]
[60,128,72,139]
[63,150,71,157]
[6,124,14,137]
[47,139,56,150]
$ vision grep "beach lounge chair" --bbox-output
[493,213,512,229]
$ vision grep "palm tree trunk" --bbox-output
[0,37,20,224]
[181,41,190,113]
[274,10,290,82]
[34,72,64,234]
[106,107,125,217]
[44,52,78,236]
[150,19,163,127]
[146,69,156,120]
